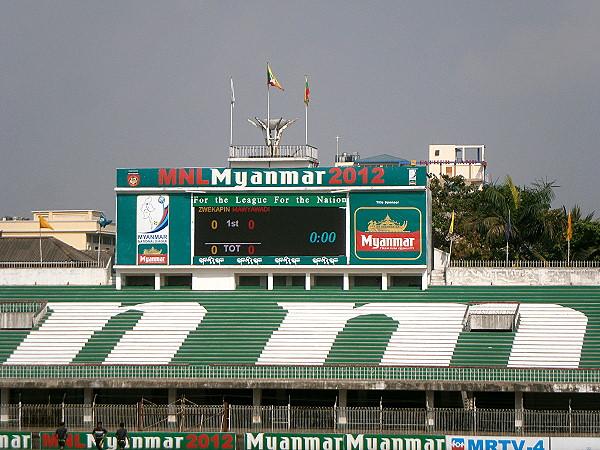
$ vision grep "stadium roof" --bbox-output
[354,154,411,165]
[0,237,97,262]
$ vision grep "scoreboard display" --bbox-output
[115,167,428,267]
[195,206,346,257]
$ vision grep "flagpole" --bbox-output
[267,84,271,155]
[39,224,43,263]
[505,210,510,266]
[305,103,308,146]
[230,77,234,146]
[97,227,101,266]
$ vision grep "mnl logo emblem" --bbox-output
[451,438,465,450]
[127,171,140,187]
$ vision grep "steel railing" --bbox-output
[2,365,600,385]
[450,260,600,268]
[229,145,318,160]
[3,404,600,436]
[0,261,106,268]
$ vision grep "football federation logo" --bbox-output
[127,171,140,187]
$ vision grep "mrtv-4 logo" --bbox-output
[450,437,547,450]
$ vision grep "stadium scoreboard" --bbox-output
[115,167,428,267]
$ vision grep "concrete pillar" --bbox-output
[337,389,347,427]
[83,388,93,426]
[267,273,274,291]
[154,273,161,290]
[425,390,435,430]
[0,388,10,424]
[515,391,523,431]
[381,273,388,291]
[343,273,349,290]
[461,391,474,410]
[421,272,428,290]
[115,273,122,290]
[252,388,262,424]
[305,273,311,290]
[168,388,177,426]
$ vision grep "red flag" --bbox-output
[304,76,310,105]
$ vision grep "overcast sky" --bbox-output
[2,1,599,219]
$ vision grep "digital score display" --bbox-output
[194,195,346,258]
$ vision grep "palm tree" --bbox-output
[478,176,562,260]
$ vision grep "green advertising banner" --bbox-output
[245,433,445,450]
[0,432,32,449]
[350,192,427,265]
[117,167,426,189]
[40,431,235,450]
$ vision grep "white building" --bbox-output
[427,145,487,186]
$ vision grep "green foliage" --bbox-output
[430,175,600,261]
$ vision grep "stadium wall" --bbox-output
[446,267,600,286]
[0,268,111,286]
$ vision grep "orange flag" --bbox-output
[39,216,54,230]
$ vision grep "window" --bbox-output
[455,148,463,162]
[434,149,440,156]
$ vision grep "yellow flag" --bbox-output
[449,211,455,234]
[566,213,572,241]
[39,216,54,230]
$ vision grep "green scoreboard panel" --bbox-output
[115,167,428,267]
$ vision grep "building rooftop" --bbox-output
[0,237,98,263]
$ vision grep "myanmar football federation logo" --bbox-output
[127,170,140,187]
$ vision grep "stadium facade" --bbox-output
[2,159,600,444]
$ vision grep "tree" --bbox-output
[429,174,595,261]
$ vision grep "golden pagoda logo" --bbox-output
[138,244,168,264]
[366,215,409,233]
[142,246,163,255]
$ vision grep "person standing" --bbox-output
[115,422,129,450]
[92,421,108,450]
[55,422,68,450]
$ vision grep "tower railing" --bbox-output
[229,145,318,160]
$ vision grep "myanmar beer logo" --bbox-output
[353,206,422,260]
[357,214,419,252]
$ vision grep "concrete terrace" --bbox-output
[1,285,599,392]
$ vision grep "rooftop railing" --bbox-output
[229,145,318,160]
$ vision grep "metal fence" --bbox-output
[229,145,318,160]
[450,260,600,268]
[3,404,600,436]
[0,261,107,268]
[3,365,600,384]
